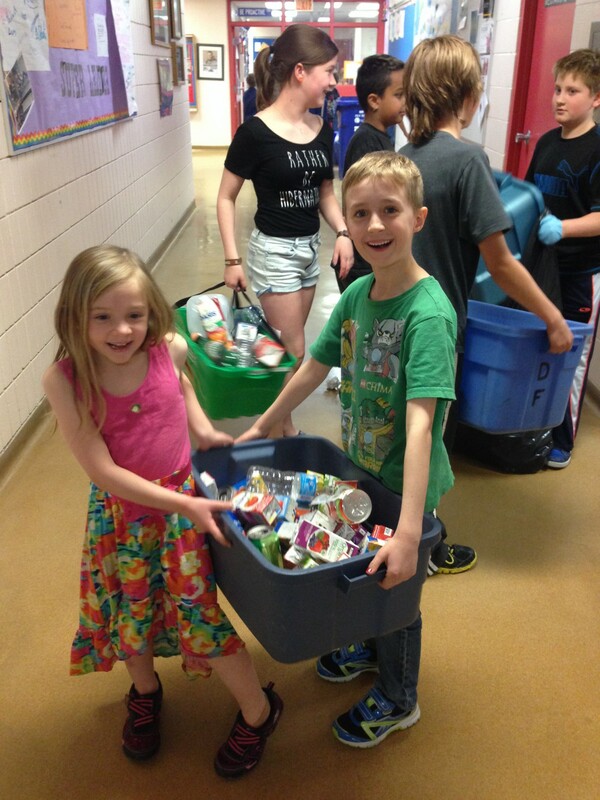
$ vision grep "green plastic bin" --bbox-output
[174,307,296,419]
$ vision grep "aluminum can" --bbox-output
[247,525,284,568]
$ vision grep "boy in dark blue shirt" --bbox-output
[525,49,600,469]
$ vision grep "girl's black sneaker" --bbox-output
[122,674,163,760]
[214,682,283,779]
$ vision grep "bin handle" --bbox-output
[338,566,386,594]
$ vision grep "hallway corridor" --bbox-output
[0,149,598,800]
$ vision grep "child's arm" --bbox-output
[236,357,331,442]
[319,178,354,279]
[42,364,232,545]
[538,211,600,244]
[217,168,247,290]
[479,232,573,353]
[366,398,435,590]
[168,333,234,450]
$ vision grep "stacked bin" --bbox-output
[337,97,364,178]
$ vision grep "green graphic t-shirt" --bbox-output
[310,275,457,511]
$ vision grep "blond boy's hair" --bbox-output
[403,35,482,145]
[554,49,600,94]
[342,151,424,213]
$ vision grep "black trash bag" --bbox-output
[454,423,552,474]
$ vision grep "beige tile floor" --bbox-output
[1,149,598,800]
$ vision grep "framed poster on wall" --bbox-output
[186,35,197,109]
[171,42,185,85]
[197,43,224,81]
[149,0,171,47]
[170,0,183,39]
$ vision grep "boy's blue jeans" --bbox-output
[370,613,422,712]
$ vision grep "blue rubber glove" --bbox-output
[538,215,563,245]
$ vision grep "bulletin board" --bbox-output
[0,0,136,154]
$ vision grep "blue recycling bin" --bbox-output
[337,97,364,178]
[470,171,545,304]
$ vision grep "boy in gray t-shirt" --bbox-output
[400,35,572,572]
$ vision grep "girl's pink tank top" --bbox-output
[58,340,192,520]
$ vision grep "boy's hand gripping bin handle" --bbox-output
[338,566,387,593]
[337,513,443,594]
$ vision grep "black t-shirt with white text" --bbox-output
[225,116,334,238]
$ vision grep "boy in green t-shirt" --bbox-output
[238,151,457,748]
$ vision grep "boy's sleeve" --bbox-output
[459,151,512,244]
[405,316,457,402]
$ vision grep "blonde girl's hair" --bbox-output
[53,245,174,424]
[554,49,600,94]
[404,35,483,145]
[254,23,338,111]
[342,151,424,214]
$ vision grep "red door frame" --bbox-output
[505,0,576,177]
[225,0,386,137]
[505,0,536,176]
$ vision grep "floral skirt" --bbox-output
[70,474,244,678]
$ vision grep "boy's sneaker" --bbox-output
[333,687,420,749]
[122,674,163,760]
[316,642,379,683]
[427,541,477,576]
[546,448,571,469]
[214,682,283,779]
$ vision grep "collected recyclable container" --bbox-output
[458,300,594,434]
[192,436,441,664]
[174,306,296,419]
[470,171,545,305]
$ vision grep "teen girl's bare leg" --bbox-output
[260,286,316,437]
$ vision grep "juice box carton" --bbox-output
[233,491,280,527]
[292,516,361,563]
[366,524,395,550]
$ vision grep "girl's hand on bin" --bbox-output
[366,536,418,590]
[235,422,266,444]
[186,498,233,546]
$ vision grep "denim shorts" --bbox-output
[247,228,321,296]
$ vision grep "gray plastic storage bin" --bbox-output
[192,436,441,663]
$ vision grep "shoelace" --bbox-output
[225,720,262,757]
[128,697,157,729]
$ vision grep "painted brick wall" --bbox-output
[0,0,195,460]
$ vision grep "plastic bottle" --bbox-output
[325,487,372,525]
[235,322,258,367]
[246,466,318,503]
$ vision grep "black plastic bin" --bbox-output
[192,436,441,663]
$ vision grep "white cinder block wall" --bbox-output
[0,0,195,461]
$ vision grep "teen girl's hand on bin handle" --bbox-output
[223,257,247,291]
[538,215,563,245]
